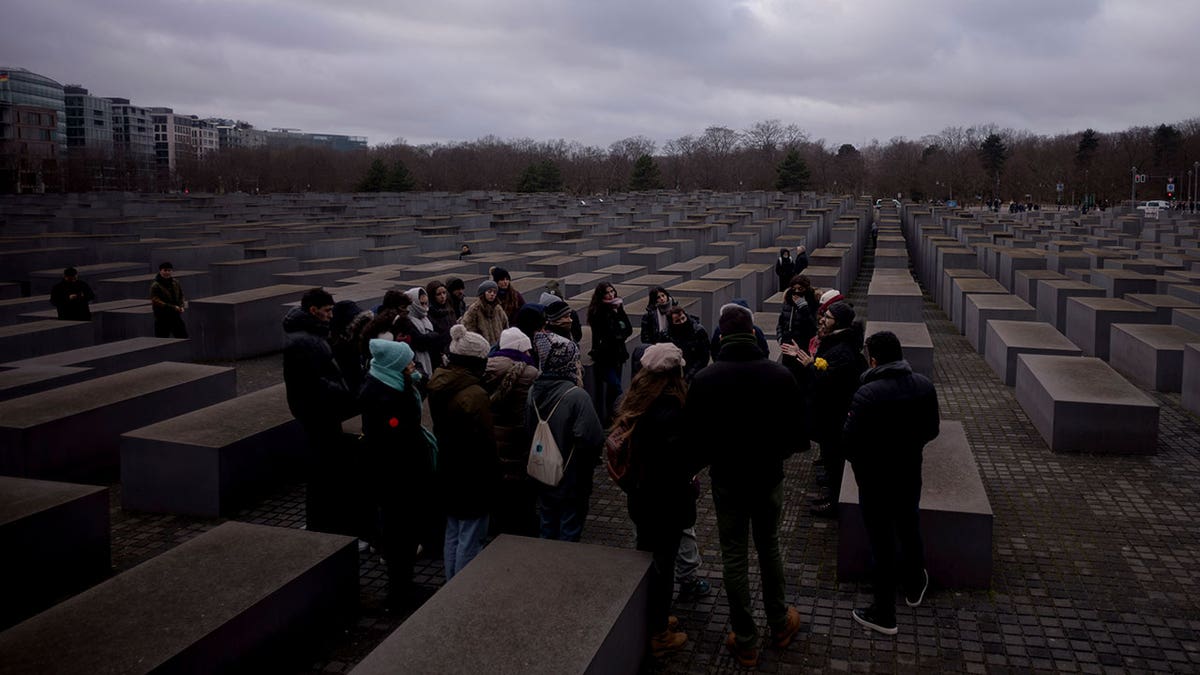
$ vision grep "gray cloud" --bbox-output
[4,0,1197,148]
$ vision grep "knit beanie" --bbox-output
[491,267,511,282]
[368,338,414,392]
[477,279,499,297]
[718,302,754,336]
[539,291,560,306]
[826,301,856,329]
[535,332,579,379]
[514,304,546,336]
[818,289,844,317]
[450,324,491,359]
[499,326,532,353]
[544,300,571,323]
[641,343,685,373]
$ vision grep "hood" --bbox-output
[861,359,913,384]
[282,306,329,336]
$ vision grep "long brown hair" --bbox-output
[610,367,687,433]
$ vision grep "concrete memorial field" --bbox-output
[0,190,1197,673]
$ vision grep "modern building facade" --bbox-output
[108,97,156,189]
[0,67,66,192]
[265,128,367,152]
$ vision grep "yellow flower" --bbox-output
[814,357,828,371]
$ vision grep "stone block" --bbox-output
[28,262,150,296]
[874,248,909,269]
[939,269,989,316]
[1064,297,1157,359]
[866,278,923,323]
[351,535,651,675]
[0,362,236,480]
[1176,308,1200,335]
[1089,269,1158,299]
[984,320,1082,386]
[1108,323,1200,393]
[208,257,300,295]
[624,247,676,273]
[1015,354,1158,454]
[863,321,934,380]
[964,294,1035,354]
[94,270,213,302]
[591,265,647,284]
[0,366,94,402]
[701,267,759,311]
[1183,343,1200,417]
[0,320,94,361]
[120,384,304,516]
[838,421,992,589]
[1035,280,1106,333]
[1125,293,1200,324]
[1013,269,1068,308]
[667,279,737,332]
[950,278,1007,333]
[189,284,310,360]
[2,337,192,378]
[0,476,110,629]
[0,522,357,675]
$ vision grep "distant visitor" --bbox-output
[50,266,95,321]
[149,262,187,338]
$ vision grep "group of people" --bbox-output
[614,294,940,662]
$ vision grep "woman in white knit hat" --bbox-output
[484,327,541,537]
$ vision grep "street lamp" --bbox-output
[1194,161,1199,212]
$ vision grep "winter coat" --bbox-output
[843,359,940,488]
[428,301,457,358]
[427,364,498,519]
[776,293,816,348]
[525,378,605,490]
[666,315,711,381]
[625,394,702,530]
[775,255,795,290]
[588,304,633,366]
[282,307,353,433]
[358,374,434,499]
[459,299,508,347]
[684,339,805,492]
[709,325,770,361]
[640,301,675,345]
[484,352,540,482]
[497,287,526,325]
[798,325,867,445]
[149,274,185,319]
[50,279,95,321]
[399,313,447,380]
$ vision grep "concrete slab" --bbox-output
[984,320,1082,386]
[1108,323,1200,393]
[1064,297,1157,359]
[0,320,94,360]
[964,294,1036,354]
[863,321,934,380]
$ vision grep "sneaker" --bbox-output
[357,539,370,553]
[650,628,688,657]
[725,632,759,668]
[771,606,802,648]
[905,568,929,607]
[852,606,898,636]
[678,576,711,598]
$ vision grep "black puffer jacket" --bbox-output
[666,315,710,381]
[685,340,805,491]
[358,374,434,498]
[804,324,867,445]
[626,395,702,530]
[776,293,816,348]
[589,304,633,366]
[844,360,939,485]
[282,307,353,431]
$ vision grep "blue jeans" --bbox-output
[444,515,489,581]
[537,462,594,542]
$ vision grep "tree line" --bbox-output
[158,118,1200,204]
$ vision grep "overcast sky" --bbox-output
[5,0,1198,150]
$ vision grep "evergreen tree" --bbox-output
[384,159,416,191]
[1075,129,1099,169]
[978,133,1007,197]
[775,149,810,192]
[629,154,663,190]
[516,160,563,192]
[358,158,387,192]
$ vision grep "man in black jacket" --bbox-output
[685,303,803,667]
[50,267,95,321]
[283,287,355,534]
[843,331,940,636]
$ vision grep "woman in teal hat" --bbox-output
[359,338,437,612]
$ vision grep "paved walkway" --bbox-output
[104,242,1200,674]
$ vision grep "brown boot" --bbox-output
[771,606,802,648]
[725,632,759,668]
[650,628,688,657]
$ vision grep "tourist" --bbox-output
[586,282,633,425]
[329,300,373,400]
[403,287,449,379]
[640,286,676,345]
[425,279,457,358]
[358,338,434,611]
[542,297,582,343]
[483,327,541,537]
[50,266,96,321]
[540,281,582,341]
[684,302,803,667]
[665,306,710,382]
[527,332,604,541]
[774,247,795,292]
[785,300,866,518]
[445,277,468,319]
[776,274,817,355]
[459,279,508,347]
[708,298,769,360]
[428,324,498,581]
[844,331,940,636]
[611,342,698,657]
[282,287,356,534]
[491,267,525,325]
[150,261,188,338]
[512,303,547,350]
[459,243,472,260]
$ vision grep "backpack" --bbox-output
[527,387,575,487]
[604,418,639,492]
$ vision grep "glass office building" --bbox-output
[0,67,67,149]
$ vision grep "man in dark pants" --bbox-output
[843,331,940,635]
[685,303,803,667]
[149,262,187,338]
[283,287,356,534]
[50,267,95,320]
